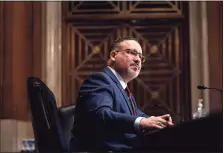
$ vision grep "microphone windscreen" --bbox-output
[197,85,206,89]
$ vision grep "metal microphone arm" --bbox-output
[197,85,223,104]
[204,88,222,93]
[197,85,222,93]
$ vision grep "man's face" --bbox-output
[110,40,143,82]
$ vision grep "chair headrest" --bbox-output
[27,76,67,152]
[58,104,76,117]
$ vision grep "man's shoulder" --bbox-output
[87,70,111,80]
[79,70,114,91]
[88,71,106,77]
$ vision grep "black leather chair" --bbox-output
[58,104,76,151]
[27,77,73,152]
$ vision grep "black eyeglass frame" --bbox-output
[115,49,146,63]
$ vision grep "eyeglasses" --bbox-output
[116,49,146,63]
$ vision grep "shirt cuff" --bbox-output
[134,117,145,133]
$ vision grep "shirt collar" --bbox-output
[107,66,127,89]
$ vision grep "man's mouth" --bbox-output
[130,64,139,70]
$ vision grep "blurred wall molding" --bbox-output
[189,1,222,114]
[42,2,62,107]
[189,1,210,114]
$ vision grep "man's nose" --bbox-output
[133,57,141,64]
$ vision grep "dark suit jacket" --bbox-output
[70,67,148,152]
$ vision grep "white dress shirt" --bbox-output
[107,66,144,133]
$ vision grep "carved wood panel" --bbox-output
[64,1,185,20]
[0,2,3,118]
[62,1,191,123]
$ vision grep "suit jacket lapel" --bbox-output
[103,67,133,115]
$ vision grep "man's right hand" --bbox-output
[140,114,174,130]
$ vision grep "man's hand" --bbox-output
[140,114,174,130]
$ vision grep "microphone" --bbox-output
[197,85,222,93]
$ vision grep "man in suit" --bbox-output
[70,37,174,152]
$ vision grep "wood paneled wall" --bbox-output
[0,2,43,120]
[207,1,223,112]
[61,2,191,122]
[0,1,222,121]
[0,2,4,119]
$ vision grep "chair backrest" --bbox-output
[27,77,67,152]
[58,104,76,150]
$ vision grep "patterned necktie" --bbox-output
[125,87,137,116]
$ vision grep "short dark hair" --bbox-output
[108,36,139,59]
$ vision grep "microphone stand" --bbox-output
[197,85,223,100]
[197,85,223,113]
[202,87,222,93]
[205,88,223,101]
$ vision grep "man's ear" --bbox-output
[110,51,117,61]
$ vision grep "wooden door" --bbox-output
[62,1,191,123]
